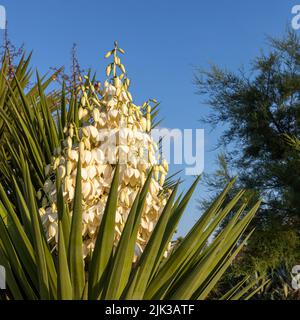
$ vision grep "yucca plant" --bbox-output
[0,44,265,300]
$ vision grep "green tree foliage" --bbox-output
[195,30,300,292]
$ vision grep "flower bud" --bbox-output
[93,108,100,122]
[120,64,126,74]
[90,125,98,139]
[114,77,122,89]
[106,64,112,77]
[141,117,147,131]
[159,173,166,186]
[58,165,66,179]
[104,50,113,58]
[45,164,51,176]
[37,190,42,200]
[146,119,151,132]
[81,96,86,107]
[66,161,72,175]
[154,166,159,181]
[82,127,90,138]
[67,136,72,149]
[79,141,85,159]
[79,107,84,120]
[162,159,169,172]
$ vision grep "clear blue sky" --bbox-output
[0,0,296,235]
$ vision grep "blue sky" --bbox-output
[0,0,297,235]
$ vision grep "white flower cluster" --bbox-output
[39,46,170,260]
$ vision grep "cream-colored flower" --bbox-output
[41,46,171,262]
